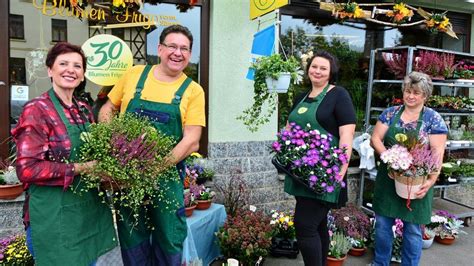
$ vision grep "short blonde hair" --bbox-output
[402,71,433,98]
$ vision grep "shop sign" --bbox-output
[250,0,288,20]
[11,85,29,101]
[82,34,133,86]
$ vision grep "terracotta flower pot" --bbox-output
[185,205,196,217]
[327,255,347,266]
[435,235,456,245]
[196,199,212,210]
[349,247,367,256]
[0,183,23,200]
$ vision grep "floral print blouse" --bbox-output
[378,105,448,143]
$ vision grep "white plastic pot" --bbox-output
[265,72,291,93]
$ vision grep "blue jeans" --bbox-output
[373,214,422,266]
[26,226,97,266]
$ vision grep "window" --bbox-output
[51,19,67,42]
[9,57,26,85]
[111,28,125,40]
[9,14,24,39]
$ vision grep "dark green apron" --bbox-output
[373,106,433,225]
[284,84,341,204]
[28,89,117,266]
[118,65,189,254]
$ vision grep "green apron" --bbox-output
[372,106,433,225]
[118,65,189,254]
[28,89,117,266]
[284,84,341,204]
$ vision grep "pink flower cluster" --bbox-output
[381,144,413,171]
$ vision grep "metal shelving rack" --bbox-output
[358,46,474,219]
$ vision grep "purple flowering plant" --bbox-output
[0,234,33,265]
[78,113,179,226]
[272,122,349,194]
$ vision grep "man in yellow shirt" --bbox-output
[99,24,205,266]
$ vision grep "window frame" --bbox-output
[9,14,24,40]
[51,18,68,42]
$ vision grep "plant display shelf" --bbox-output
[358,46,474,217]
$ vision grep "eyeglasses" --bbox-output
[161,43,191,54]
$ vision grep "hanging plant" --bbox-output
[237,54,303,132]
[386,2,414,24]
[334,1,365,20]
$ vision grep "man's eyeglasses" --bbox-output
[161,43,191,54]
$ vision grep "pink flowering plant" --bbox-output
[428,210,466,239]
[382,133,439,178]
[78,113,180,226]
[272,123,349,194]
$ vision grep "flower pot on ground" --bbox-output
[435,235,456,245]
[327,255,347,266]
[348,247,367,256]
[184,189,197,216]
[328,232,351,263]
[422,236,435,248]
[269,210,298,259]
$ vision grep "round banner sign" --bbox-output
[82,34,133,86]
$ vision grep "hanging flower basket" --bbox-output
[265,72,291,93]
[390,171,426,199]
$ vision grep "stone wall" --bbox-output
[0,194,24,238]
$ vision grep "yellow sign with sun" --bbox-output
[250,0,289,20]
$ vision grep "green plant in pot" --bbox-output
[237,54,302,132]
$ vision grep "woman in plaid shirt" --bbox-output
[12,42,117,266]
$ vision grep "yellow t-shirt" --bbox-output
[108,65,206,127]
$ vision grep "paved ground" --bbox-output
[266,223,474,266]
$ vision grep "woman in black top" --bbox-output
[285,50,356,265]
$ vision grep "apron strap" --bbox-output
[171,77,192,105]
[298,83,330,105]
[135,65,153,96]
[49,89,72,128]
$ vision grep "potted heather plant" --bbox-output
[216,208,273,266]
[78,113,179,226]
[414,50,456,79]
[331,205,371,256]
[383,51,408,79]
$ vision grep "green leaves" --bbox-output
[77,113,179,227]
[237,54,302,132]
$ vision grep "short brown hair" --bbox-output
[45,42,87,72]
[159,24,193,51]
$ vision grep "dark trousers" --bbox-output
[294,196,330,266]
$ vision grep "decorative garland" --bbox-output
[319,1,458,39]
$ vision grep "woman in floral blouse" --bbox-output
[370,71,447,265]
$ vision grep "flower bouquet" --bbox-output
[269,210,298,258]
[381,133,439,203]
[0,234,33,265]
[78,113,179,225]
[271,123,349,203]
[386,2,414,24]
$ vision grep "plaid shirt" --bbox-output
[11,91,94,225]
